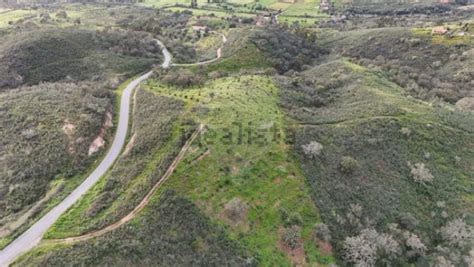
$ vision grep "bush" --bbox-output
[282,226,301,249]
[314,223,331,242]
[249,26,324,74]
[302,141,323,159]
[408,162,434,184]
[161,69,205,88]
[398,213,419,231]
[343,228,400,266]
[440,218,473,248]
[339,156,359,174]
[404,232,427,257]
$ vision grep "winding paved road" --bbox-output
[0,40,171,267]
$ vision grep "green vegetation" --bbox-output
[249,25,323,73]
[144,74,334,265]
[319,27,474,103]
[278,59,474,265]
[2,2,473,266]
[0,5,164,249]
[45,89,191,237]
[14,190,252,266]
[21,73,334,265]
[0,9,37,28]
[0,28,161,88]
[196,41,271,74]
[0,82,112,241]
[194,32,223,61]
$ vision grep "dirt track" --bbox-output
[49,124,203,244]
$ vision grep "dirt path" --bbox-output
[48,124,203,244]
[172,32,227,67]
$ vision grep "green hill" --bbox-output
[0,28,161,89]
[13,190,252,266]
[0,82,112,247]
[279,59,474,266]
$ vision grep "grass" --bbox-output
[281,0,321,16]
[0,9,37,28]
[411,27,474,46]
[22,73,334,266]
[198,42,271,73]
[14,191,251,266]
[193,32,223,61]
[44,88,189,238]
[145,75,334,265]
[278,15,322,26]
[184,28,271,74]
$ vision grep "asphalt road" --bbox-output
[0,40,171,267]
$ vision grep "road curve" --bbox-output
[0,40,171,267]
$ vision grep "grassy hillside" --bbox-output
[279,59,474,266]
[0,82,112,245]
[44,88,192,237]
[0,28,161,89]
[21,69,334,265]
[319,27,474,103]
[148,74,333,265]
[13,190,252,266]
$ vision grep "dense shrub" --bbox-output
[323,28,473,103]
[249,26,324,74]
[0,29,160,89]
[95,29,163,58]
[160,68,205,88]
[278,59,474,264]
[339,156,359,174]
[314,223,332,242]
[0,82,111,222]
[121,10,200,64]
[282,226,301,249]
